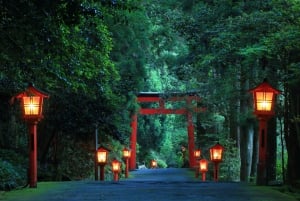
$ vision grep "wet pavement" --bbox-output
[1,168,297,201]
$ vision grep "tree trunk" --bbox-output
[239,77,253,182]
[250,123,258,182]
[240,123,253,182]
[229,100,238,146]
[286,132,300,186]
[285,82,300,186]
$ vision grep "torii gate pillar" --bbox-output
[187,111,196,168]
[130,114,137,170]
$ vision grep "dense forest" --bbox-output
[1,0,300,190]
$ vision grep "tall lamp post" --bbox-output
[122,147,131,178]
[96,146,109,181]
[14,83,49,188]
[210,142,224,182]
[249,79,280,185]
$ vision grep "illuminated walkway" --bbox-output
[1,168,297,201]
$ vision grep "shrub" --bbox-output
[0,149,27,190]
[0,160,23,190]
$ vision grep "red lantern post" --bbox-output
[123,147,131,178]
[199,159,209,181]
[13,83,49,188]
[96,146,109,181]
[111,159,121,182]
[210,143,224,182]
[194,149,201,178]
[249,79,280,185]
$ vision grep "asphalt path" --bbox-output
[1,168,297,201]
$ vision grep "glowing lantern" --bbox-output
[123,148,131,159]
[210,143,224,162]
[151,159,157,168]
[249,79,281,185]
[199,159,209,181]
[97,146,109,165]
[194,149,201,158]
[210,143,224,182]
[249,79,280,117]
[15,83,49,121]
[199,159,209,172]
[96,146,109,181]
[193,149,201,178]
[123,148,131,178]
[112,159,121,172]
[13,83,49,188]
[111,159,121,181]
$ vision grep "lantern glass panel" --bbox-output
[194,150,201,158]
[112,161,121,172]
[123,149,131,158]
[210,147,223,161]
[151,160,157,168]
[199,159,208,172]
[97,151,107,164]
[23,96,41,115]
[256,92,273,112]
[212,149,222,160]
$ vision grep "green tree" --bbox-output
[0,0,123,182]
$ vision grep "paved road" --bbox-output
[1,168,297,201]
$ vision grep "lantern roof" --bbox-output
[199,158,209,166]
[249,79,280,94]
[15,83,49,99]
[97,145,110,152]
[210,142,224,151]
[112,158,120,162]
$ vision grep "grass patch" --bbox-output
[272,185,300,201]
[0,182,73,201]
[248,185,300,201]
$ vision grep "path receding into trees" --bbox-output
[1,168,297,201]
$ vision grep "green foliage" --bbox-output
[137,112,188,168]
[144,150,168,168]
[220,138,240,181]
[0,160,23,190]
[54,139,94,180]
[276,150,288,181]
[0,150,27,190]
[0,0,128,186]
[102,1,150,95]
[137,115,165,158]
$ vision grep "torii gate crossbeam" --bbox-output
[129,92,205,170]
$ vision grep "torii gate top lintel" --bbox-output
[137,91,204,115]
[138,91,201,101]
[138,91,200,96]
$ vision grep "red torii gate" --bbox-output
[129,92,205,170]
